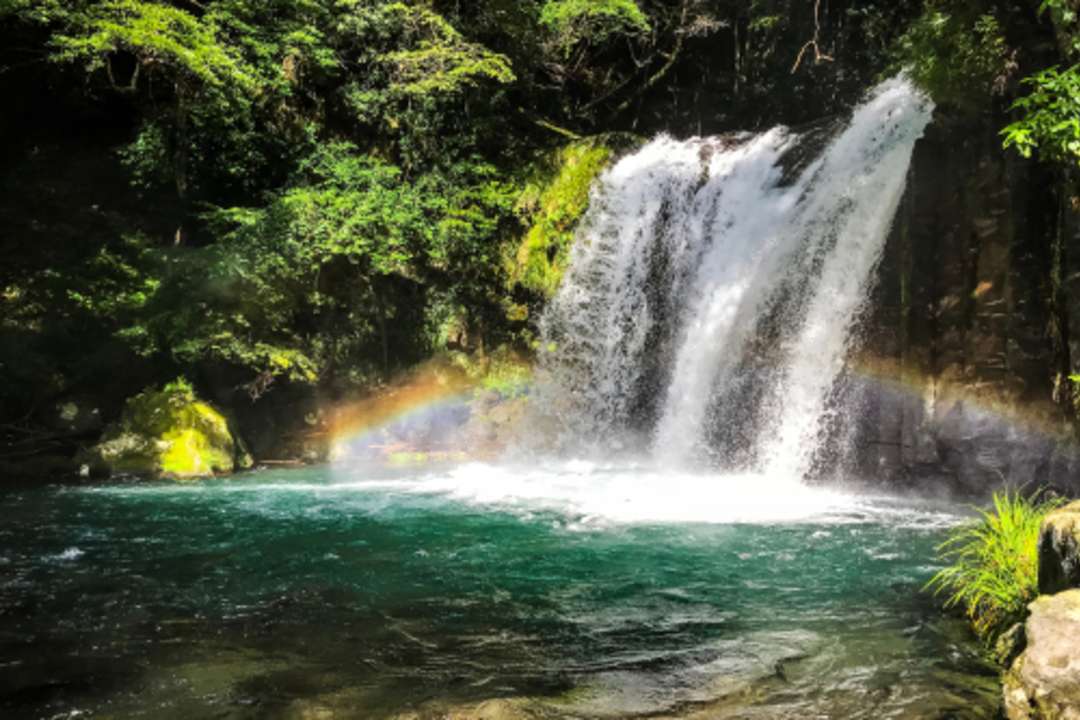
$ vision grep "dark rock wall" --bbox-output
[850,114,1080,496]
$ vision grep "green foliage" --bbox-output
[512,138,621,298]
[380,3,515,97]
[229,144,432,277]
[51,1,254,90]
[895,3,1010,111]
[478,353,533,398]
[330,2,517,168]
[927,490,1064,641]
[540,0,651,53]
[65,239,162,355]
[165,142,522,385]
[985,1,1080,169]
[1003,65,1080,166]
[1038,0,1080,57]
[0,0,73,24]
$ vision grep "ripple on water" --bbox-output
[0,463,995,719]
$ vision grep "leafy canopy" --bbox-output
[895,3,1010,111]
[539,0,651,53]
[51,0,254,90]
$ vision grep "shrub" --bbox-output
[927,490,1064,641]
[1002,65,1080,166]
[893,3,1011,111]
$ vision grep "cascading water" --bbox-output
[538,77,933,480]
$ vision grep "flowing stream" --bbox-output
[0,79,1001,719]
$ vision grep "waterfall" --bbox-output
[537,77,933,480]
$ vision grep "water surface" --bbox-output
[0,463,998,718]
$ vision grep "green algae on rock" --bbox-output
[84,378,240,479]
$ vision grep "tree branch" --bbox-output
[611,0,691,118]
[791,0,834,74]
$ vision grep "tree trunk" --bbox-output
[173,80,191,246]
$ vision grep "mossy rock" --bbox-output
[510,133,643,300]
[85,379,238,480]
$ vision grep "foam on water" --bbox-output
[350,462,856,525]
[48,547,85,563]
[82,463,965,530]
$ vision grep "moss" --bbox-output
[87,377,236,480]
[510,134,640,300]
[442,346,533,398]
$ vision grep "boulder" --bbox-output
[83,379,239,480]
[1003,590,1080,720]
[1039,501,1080,595]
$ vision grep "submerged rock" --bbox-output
[390,698,534,720]
[1003,590,1080,720]
[83,379,239,480]
[1039,502,1080,595]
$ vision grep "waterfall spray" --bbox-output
[538,77,933,481]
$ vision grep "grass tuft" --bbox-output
[926,489,1063,641]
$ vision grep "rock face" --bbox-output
[1039,502,1080,595]
[848,114,1080,496]
[84,379,240,479]
[1004,590,1080,720]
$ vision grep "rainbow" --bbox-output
[325,352,1076,468]
[847,355,1076,444]
[324,360,477,468]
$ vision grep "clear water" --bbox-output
[1,463,999,719]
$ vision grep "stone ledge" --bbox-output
[1004,590,1080,720]
[1039,501,1080,595]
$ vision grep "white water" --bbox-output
[106,462,963,528]
[539,77,933,482]
[537,136,716,438]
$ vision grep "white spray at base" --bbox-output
[538,77,933,482]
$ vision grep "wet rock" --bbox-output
[455,394,529,457]
[850,117,1080,499]
[1039,501,1080,595]
[994,622,1026,668]
[1003,590,1080,720]
[82,378,237,480]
